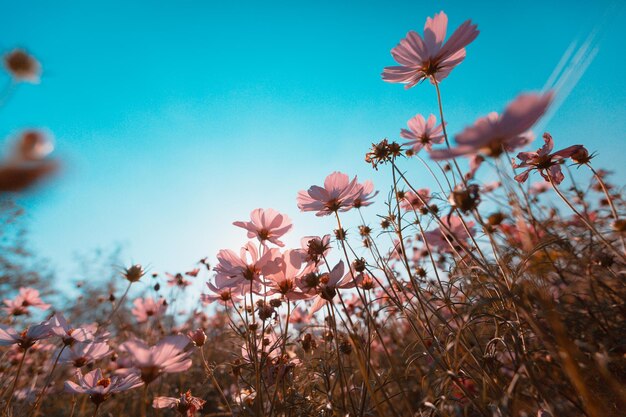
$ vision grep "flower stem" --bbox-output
[3,348,28,415]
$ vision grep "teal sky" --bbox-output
[1,1,624,281]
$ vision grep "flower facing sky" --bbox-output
[430,92,554,160]
[401,114,445,153]
[382,11,479,88]
[233,208,293,247]
[297,171,362,216]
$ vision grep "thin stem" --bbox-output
[3,348,28,415]
[30,345,67,415]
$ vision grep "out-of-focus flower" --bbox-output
[122,264,145,283]
[352,180,378,208]
[423,216,475,253]
[513,133,586,185]
[187,329,207,347]
[118,335,192,384]
[2,287,50,316]
[153,390,206,416]
[201,282,242,306]
[297,172,361,216]
[401,114,445,153]
[166,272,191,288]
[0,130,58,193]
[60,342,112,367]
[233,208,293,247]
[400,188,431,211]
[131,297,167,323]
[0,321,52,349]
[64,368,142,405]
[382,11,478,88]
[3,49,41,83]
[430,92,553,160]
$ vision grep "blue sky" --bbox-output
[1,0,624,281]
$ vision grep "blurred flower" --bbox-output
[401,114,445,153]
[233,208,293,247]
[118,335,192,384]
[60,342,112,367]
[64,368,142,405]
[187,329,207,347]
[0,321,52,349]
[382,11,478,88]
[166,272,191,288]
[430,92,553,159]
[0,131,58,193]
[400,188,431,211]
[122,264,146,283]
[423,216,475,253]
[153,390,206,416]
[3,287,50,316]
[131,297,167,323]
[3,49,41,83]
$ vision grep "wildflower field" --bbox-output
[1,8,625,417]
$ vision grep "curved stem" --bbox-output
[3,348,28,415]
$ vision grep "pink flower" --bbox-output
[297,172,362,217]
[307,261,354,315]
[423,216,475,253]
[64,368,142,405]
[213,242,278,292]
[0,322,52,349]
[401,114,445,153]
[201,282,242,306]
[118,335,192,384]
[131,297,167,323]
[262,250,313,301]
[49,314,96,345]
[400,188,431,211]
[382,12,479,88]
[233,208,293,247]
[153,390,206,416]
[2,287,50,316]
[300,234,332,264]
[430,92,553,160]
[513,133,585,185]
[166,272,192,288]
[352,180,378,209]
[60,342,112,367]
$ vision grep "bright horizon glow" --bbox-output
[1,1,624,283]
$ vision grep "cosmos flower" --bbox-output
[307,261,355,314]
[0,322,52,349]
[423,216,475,253]
[213,241,278,292]
[233,208,293,247]
[118,335,192,384]
[400,188,431,211]
[166,272,192,288]
[0,131,58,193]
[401,114,445,153]
[2,287,50,316]
[131,297,167,323]
[64,368,142,405]
[300,234,332,264]
[262,250,313,301]
[297,172,361,216]
[430,92,553,160]
[60,342,112,367]
[382,11,479,88]
[201,282,242,306]
[352,180,378,209]
[153,390,206,416]
[513,133,586,185]
[49,313,96,345]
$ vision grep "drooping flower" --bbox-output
[401,114,445,153]
[382,12,479,88]
[131,297,167,323]
[430,92,553,160]
[233,208,293,247]
[153,390,206,416]
[64,368,142,405]
[60,342,112,367]
[118,335,192,384]
[3,49,41,83]
[297,172,361,216]
[513,133,586,185]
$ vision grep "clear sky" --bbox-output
[1,0,624,281]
